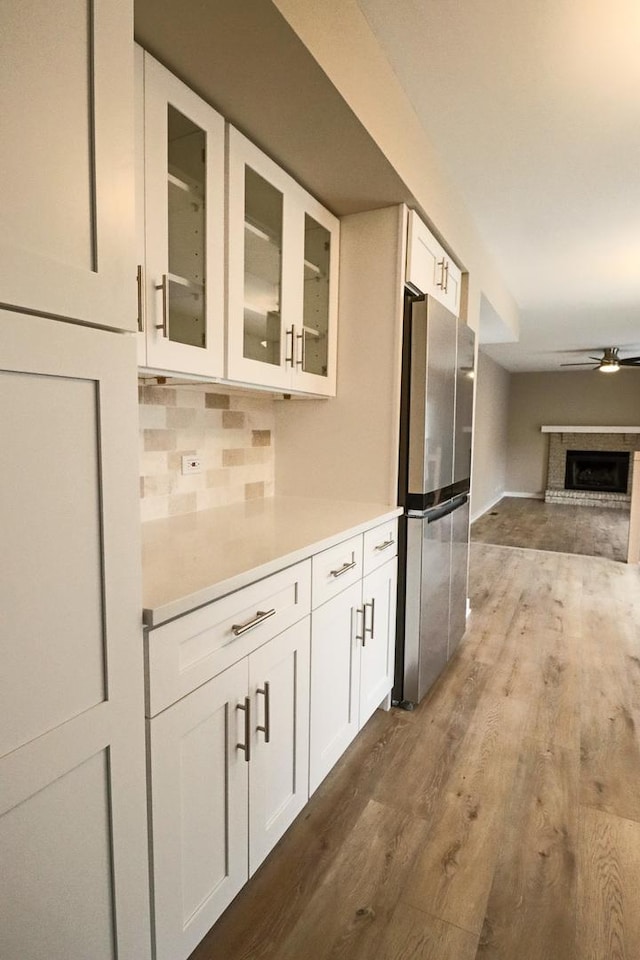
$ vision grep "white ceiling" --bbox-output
[357,0,640,371]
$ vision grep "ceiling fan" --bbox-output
[561,347,640,374]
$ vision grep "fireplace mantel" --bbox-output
[541,425,640,433]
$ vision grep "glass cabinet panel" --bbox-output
[166,105,206,348]
[243,168,283,366]
[302,215,331,379]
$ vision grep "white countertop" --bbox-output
[142,496,402,627]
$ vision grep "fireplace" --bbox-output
[542,427,640,507]
[564,450,630,493]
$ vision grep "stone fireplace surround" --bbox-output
[542,426,640,508]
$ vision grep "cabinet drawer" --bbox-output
[312,534,363,610]
[145,560,311,716]
[363,518,398,577]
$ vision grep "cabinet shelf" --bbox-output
[168,169,203,203]
[303,259,323,280]
[302,325,323,340]
[167,272,204,297]
[245,217,279,245]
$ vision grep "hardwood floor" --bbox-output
[189,544,640,960]
[471,496,630,562]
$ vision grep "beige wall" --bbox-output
[471,351,511,520]
[506,370,640,495]
[271,0,519,342]
[275,206,405,505]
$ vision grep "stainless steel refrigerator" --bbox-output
[393,291,475,707]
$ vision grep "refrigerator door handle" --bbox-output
[426,494,468,524]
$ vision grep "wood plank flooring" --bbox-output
[471,496,630,562]
[189,544,640,960]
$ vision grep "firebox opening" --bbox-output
[564,450,630,493]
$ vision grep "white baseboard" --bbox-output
[470,491,504,523]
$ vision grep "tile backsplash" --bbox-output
[139,383,275,522]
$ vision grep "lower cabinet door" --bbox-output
[148,659,249,960]
[309,581,362,795]
[359,559,397,728]
[248,618,310,875]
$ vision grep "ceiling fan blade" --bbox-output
[619,356,640,365]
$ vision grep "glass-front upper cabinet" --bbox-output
[136,48,225,377]
[243,167,284,370]
[227,126,339,396]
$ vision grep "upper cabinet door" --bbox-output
[292,192,339,396]
[227,127,295,390]
[0,0,136,331]
[227,126,339,396]
[406,210,462,317]
[140,50,225,377]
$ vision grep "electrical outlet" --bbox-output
[181,456,202,475]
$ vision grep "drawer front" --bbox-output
[363,518,398,577]
[146,560,311,716]
[312,534,363,610]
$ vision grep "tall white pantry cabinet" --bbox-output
[0,3,151,960]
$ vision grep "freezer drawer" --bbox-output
[403,512,452,704]
[448,496,470,658]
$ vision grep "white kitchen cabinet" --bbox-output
[0,0,136,332]
[309,559,398,796]
[136,47,225,377]
[406,209,462,316]
[143,511,399,952]
[0,312,151,960]
[227,125,339,396]
[309,520,398,795]
[148,659,249,960]
[359,558,398,728]
[309,580,362,795]
[248,619,310,874]
[146,573,311,960]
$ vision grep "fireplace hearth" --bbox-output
[564,450,630,494]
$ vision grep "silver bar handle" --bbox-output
[436,259,445,289]
[355,606,365,645]
[155,274,169,337]
[330,559,357,579]
[374,538,396,552]
[364,598,375,642]
[231,608,276,637]
[285,325,295,367]
[296,329,306,369]
[236,696,251,763]
[137,264,145,333]
[256,681,271,743]
[443,260,449,294]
